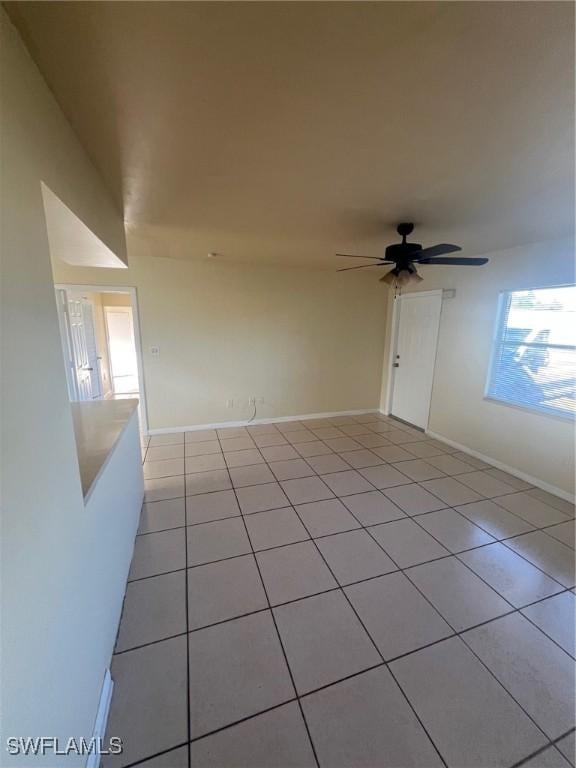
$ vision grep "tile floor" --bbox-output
[105,413,575,768]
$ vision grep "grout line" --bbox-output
[213,430,322,768]
[330,493,571,757]
[121,741,190,768]
[129,513,573,595]
[384,504,559,751]
[125,421,573,767]
[113,578,574,658]
[286,494,450,768]
[510,742,567,768]
[183,459,192,768]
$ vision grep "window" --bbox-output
[486,285,576,419]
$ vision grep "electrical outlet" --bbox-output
[226,399,234,409]
[248,396,256,407]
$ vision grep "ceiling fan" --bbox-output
[336,223,488,285]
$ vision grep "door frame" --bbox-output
[383,289,443,429]
[103,304,138,394]
[54,284,149,434]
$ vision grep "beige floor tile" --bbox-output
[506,531,575,587]
[256,540,337,604]
[455,499,534,539]
[406,556,510,630]
[459,542,564,607]
[296,498,361,537]
[302,667,443,768]
[187,554,267,630]
[494,492,570,527]
[370,518,449,568]
[138,498,185,534]
[116,571,186,652]
[189,702,315,768]
[105,637,188,767]
[186,489,240,524]
[274,591,381,694]
[341,490,406,526]
[420,476,483,506]
[245,507,310,551]
[317,529,397,586]
[521,591,576,658]
[463,613,575,738]
[417,508,495,553]
[186,518,251,566]
[236,482,290,514]
[390,637,547,768]
[346,571,452,659]
[129,528,186,580]
[188,611,294,738]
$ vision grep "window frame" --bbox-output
[484,283,576,421]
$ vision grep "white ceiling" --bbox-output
[9,1,575,266]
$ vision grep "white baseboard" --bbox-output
[86,669,113,768]
[425,428,575,504]
[146,408,379,436]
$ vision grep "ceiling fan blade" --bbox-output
[337,263,389,272]
[336,253,384,260]
[413,244,462,260]
[417,257,489,266]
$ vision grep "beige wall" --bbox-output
[0,11,129,764]
[52,236,575,497]
[380,238,575,496]
[53,245,389,429]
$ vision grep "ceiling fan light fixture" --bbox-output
[380,265,422,287]
[379,268,399,285]
[399,267,423,286]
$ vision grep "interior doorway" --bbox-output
[54,285,147,427]
[104,304,139,395]
[387,290,443,430]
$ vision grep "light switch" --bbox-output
[150,346,160,357]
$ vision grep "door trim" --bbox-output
[54,284,149,434]
[383,289,443,428]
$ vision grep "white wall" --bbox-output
[52,241,389,430]
[0,11,132,765]
[381,238,575,496]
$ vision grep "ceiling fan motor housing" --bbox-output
[385,241,422,263]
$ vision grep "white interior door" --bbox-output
[105,306,139,394]
[80,300,102,398]
[56,290,102,400]
[390,291,443,429]
[67,297,94,401]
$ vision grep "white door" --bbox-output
[67,297,94,401]
[80,300,102,398]
[104,306,139,394]
[390,291,443,429]
[56,288,78,400]
[56,290,102,400]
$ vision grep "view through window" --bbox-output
[487,285,576,418]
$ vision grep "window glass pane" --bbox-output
[488,286,576,418]
[502,287,576,347]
